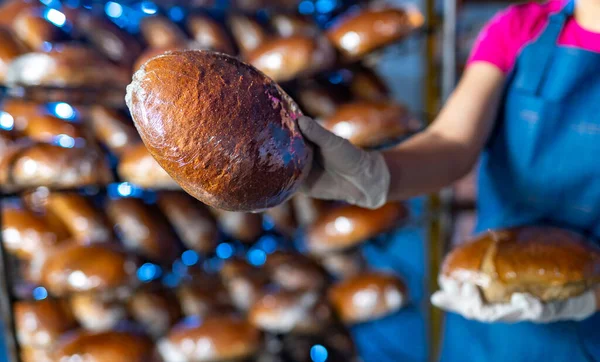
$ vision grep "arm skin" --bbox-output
[596,288,600,311]
[383,62,506,200]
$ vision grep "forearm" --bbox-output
[383,130,477,200]
[297,64,505,208]
[595,287,600,311]
[383,62,506,201]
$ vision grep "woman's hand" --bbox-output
[297,116,390,209]
[298,63,506,205]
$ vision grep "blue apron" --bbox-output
[442,1,600,361]
[352,197,428,362]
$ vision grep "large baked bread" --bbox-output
[441,226,600,303]
[126,50,312,212]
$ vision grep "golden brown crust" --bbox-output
[306,203,407,255]
[247,35,335,82]
[0,27,27,83]
[213,209,262,243]
[328,272,407,324]
[5,44,130,88]
[15,299,77,348]
[228,14,268,54]
[106,198,181,263]
[90,106,140,155]
[326,8,423,60]
[22,114,85,143]
[12,7,63,50]
[187,14,234,55]
[157,192,218,254]
[2,202,68,259]
[442,226,600,302]
[117,143,179,189]
[40,243,139,296]
[441,229,497,282]
[164,315,260,361]
[323,101,419,148]
[133,46,182,73]
[53,330,154,362]
[46,193,112,243]
[127,50,312,212]
[139,16,187,49]
[0,143,112,190]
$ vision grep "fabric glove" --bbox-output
[431,276,597,323]
[297,116,390,209]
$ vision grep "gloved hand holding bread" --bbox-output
[432,227,600,323]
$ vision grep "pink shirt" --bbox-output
[467,0,600,73]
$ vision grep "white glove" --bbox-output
[431,276,598,323]
[297,116,390,209]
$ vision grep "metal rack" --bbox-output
[427,0,520,359]
[0,190,18,362]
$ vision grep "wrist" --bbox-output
[365,151,390,209]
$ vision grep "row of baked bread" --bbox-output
[3,185,407,272]
[14,244,407,362]
[0,0,422,88]
[4,184,412,360]
[135,5,423,81]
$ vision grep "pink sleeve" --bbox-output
[467,8,517,73]
[465,2,555,74]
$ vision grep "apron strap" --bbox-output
[520,0,574,95]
